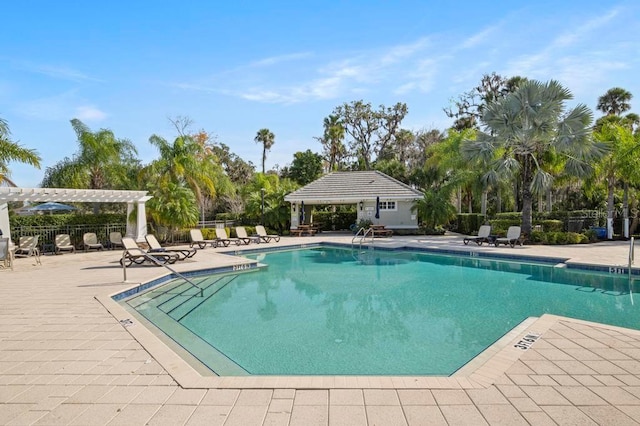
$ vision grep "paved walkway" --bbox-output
[0,234,639,425]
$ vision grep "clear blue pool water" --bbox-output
[124,247,639,376]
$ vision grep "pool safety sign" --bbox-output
[513,333,541,350]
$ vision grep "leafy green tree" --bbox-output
[444,73,526,131]
[0,118,41,185]
[462,79,604,235]
[243,173,299,232]
[597,87,633,116]
[142,131,226,227]
[255,128,275,174]
[333,100,408,170]
[411,188,457,230]
[287,149,323,185]
[146,181,199,230]
[42,119,138,190]
[593,122,640,238]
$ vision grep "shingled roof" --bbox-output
[284,171,422,203]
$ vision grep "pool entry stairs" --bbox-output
[127,273,239,322]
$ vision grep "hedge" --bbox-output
[456,214,486,235]
[10,213,127,228]
[312,211,357,231]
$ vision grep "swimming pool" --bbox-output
[120,246,639,376]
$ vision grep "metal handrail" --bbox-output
[351,227,374,249]
[121,248,203,297]
[630,237,635,280]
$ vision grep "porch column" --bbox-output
[0,203,10,241]
[125,202,136,238]
[135,197,152,242]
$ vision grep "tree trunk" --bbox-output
[546,189,552,213]
[521,159,533,235]
[456,187,462,214]
[496,189,502,213]
[481,189,487,216]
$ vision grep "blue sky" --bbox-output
[1,1,639,187]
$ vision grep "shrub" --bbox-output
[488,219,520,236]
[313,211,356,231]
[456,214,486,235]
[584,229,598,242]
[565,232,582,244]
[356,219,373,229]
[529,231,545,243]
[494,212,522,220]
[538,220,563,232]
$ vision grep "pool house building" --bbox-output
[284,171,423,230]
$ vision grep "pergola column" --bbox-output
[0,203,10,241]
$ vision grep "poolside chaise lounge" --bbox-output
[255,225,280,243]
[189,229,217,249]
[54,234,76,254]
[109,232,124,250]
[235,226,260,244]
[214,228,241,247]
[463,225,492,246]
[83,232,104,251]
[14,235,41,265]
[145,234,197,260]
[494,226,524,248]
[120,237,180,267]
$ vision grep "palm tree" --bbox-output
[254,128,275,173]
[593,122,640,238]
[142,133,224,227]
[41,119,137,191]
[411,188,457,230]
[462,79,605,235]
[0,118,41,184]
[320,114,346,171]
[597,87,633,116]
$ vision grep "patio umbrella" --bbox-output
[26,202,76,214]
[300,200,305,224]
[375,196,380,219]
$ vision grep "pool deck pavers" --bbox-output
[1,233,640,425]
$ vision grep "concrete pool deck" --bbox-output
[1,233,640,425]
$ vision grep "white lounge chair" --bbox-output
[463,225,492,246]
[494,226,524,248]
[14,235,41,265]
[83,232,104,251]
[120,237,180,267]
[55,234,76,254]
[235,226,260,244]
[145,234,196,260]
[109,232,124,250]
[189,229,217,249]
[214,228,243,246]
[255,225,280,243]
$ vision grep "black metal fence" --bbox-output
[11,223,127,253]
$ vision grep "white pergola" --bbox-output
[0,187,152,242]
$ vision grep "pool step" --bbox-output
[127,278,207,310]
[165,275,239,322]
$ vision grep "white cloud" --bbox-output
[12,60,103,83]
[250,52,313,67]
[460,25,499,49]
[75,105,108,121]
[14,91,107,122]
